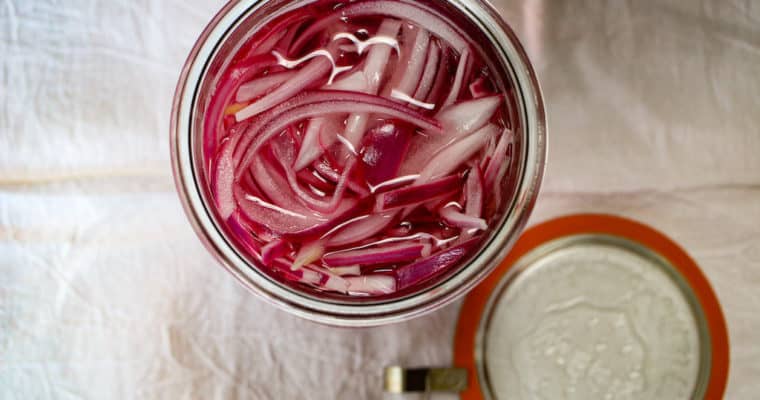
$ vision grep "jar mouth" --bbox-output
[170,0,547,326]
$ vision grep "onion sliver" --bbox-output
[235,57,332,121]
[395,238,478,289]
[417,124,496,183]
[438,95,502,138]
[237,94,443,175]
[440,206,487,230]
[324,242,427,266]
[236,70,297,102]
[377,174,461,211]
[346,275,396,295]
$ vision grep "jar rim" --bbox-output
[170,0,547,327]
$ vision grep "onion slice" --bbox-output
[438,95,502,138]
[324,242,427,266]
[204,54,274,166]
[376,174,461,211]
[360,123,412,186]
[484,129,514,190]
[392,26,430,96]
[237,93,443,176]
[342,19,402,149]
[294,72,368,170]
[212,138,238,219]
[395,238,479,290]
[261,238,290,265]
[413,40,441,101]
[235,186,359,238]
[417,124,496,183]
[465,167,484,218]
[235,57,332,121]
[440,48,470,108]
[440,206,487,230]
[236,70,297,103]
[327,265,362,276]
[346,275,396,295]
[323,212,397,247]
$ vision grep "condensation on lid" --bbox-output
[477,235,710,400]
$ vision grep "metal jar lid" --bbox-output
[448,214,729,400]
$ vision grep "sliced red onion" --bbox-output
[397,132,451,178]
[240,168,262,196]
[203,2,516,298]
[313,159,370,196]
[235,187,321,235]
[376,174,461,211]
[236,70,296,103]
[235,180,360,238]
[327,265,362,276]
[233,90,375,165]
[323,212,396,247]
[395,238,479,290]
[293,66,369,170]
[346,275,396,295]
[342,114,369,152]
[270,257,306,281]
[465,167,484,218]
[292,241,325,270]
[339,20,401,150]
[294,116,346,171]
[468,75,493,98]
[360,123,412,186]
[396,91,499,180]
[237,94,443,176]
[227,212,263,258]
[261,238,289,265]
[362,19,402,93]
[237,9,311,60]
[234,89,438,177]
[235,57,332,121]
[424,44,452,106]
[369,174,419,194]
[311,268,350,292]
[233,208,278,243]
[440,205,487,230]
[417,123,496,183]
[438,95,502,138]
[296,169,334,193]
[204,54,274,166]
[484,129,514,190]
[327,70,369,92]
[250,152,314,214]
[392,26,430,97]
[279,151,353,213]
[413,39,441,101]
[290,1,468,55]
[323,242,426,266]
[272,258,349,292]
[441,48,470,108]
[213,138,237,219]
[271,131,350,213]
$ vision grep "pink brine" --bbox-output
[203,0,516,297]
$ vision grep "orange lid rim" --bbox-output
[453,213,729,400]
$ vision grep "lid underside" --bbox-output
[476,234,711,400]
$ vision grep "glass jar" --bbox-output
[170,0,546,326]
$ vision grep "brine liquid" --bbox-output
[202,0,517,297]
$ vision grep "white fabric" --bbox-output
[1,0,758,398]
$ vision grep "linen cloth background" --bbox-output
[1,1,759,398]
